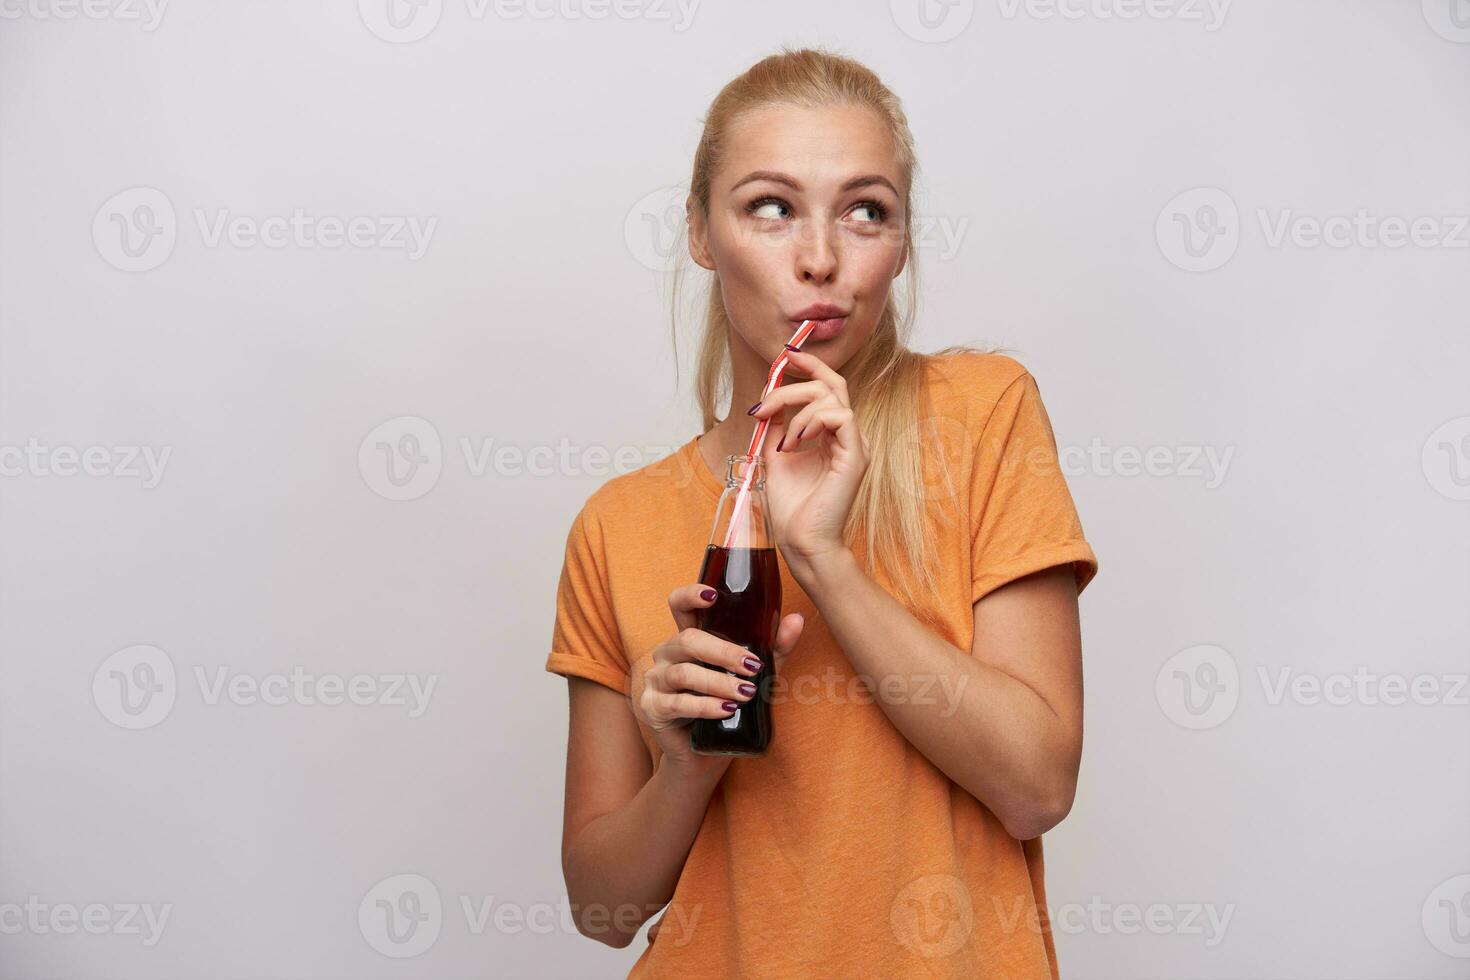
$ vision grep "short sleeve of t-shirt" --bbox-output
[545,505,631,697]
[969,368,1098,602]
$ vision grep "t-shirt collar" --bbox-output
[686,434,728,502]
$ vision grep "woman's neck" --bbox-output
[696,331,808,478]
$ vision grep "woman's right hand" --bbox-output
[637,584,804,780]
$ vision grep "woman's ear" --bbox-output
[687,197,715,271]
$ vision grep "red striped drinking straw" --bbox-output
[722,319,818,549]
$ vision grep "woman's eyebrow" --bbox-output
[729,170,900,198]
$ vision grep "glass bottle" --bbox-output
[689,454,781,757]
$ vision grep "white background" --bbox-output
[2,0,1468,977]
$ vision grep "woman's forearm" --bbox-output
[562,758,722,947]
[787,547,1080,840]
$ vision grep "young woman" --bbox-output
[545,47,1099,979]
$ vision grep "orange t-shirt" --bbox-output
[546,352,1099,978]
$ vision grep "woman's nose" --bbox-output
[795,222,837,283]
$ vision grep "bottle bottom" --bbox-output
[688,679,772,757]
[688,743,770,758]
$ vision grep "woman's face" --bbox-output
[688,102,909,373]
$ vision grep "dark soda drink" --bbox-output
[689,543,781,756]
[689,452,779,756]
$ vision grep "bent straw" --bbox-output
[721,319,818,549]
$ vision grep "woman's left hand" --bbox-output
[749,349,869,572]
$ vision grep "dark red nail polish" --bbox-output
[776,435,785,452]
[742,656,762,672]
[737,683,756,697]
[747,401,762,415]
[721,700,738,712]
[784,343,800,352]
[701,588,717,601]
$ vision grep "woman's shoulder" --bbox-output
[921,348,1036,419]
[563,437,703,536]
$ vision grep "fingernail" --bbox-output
[737,683,756,697]
[784,343,800,353]
[701,588,717,601]
[746,401,762,415]
[720,700,738,712]
[776,435,785,452]
[742,656,762,672]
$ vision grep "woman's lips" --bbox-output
[794,316,847,341]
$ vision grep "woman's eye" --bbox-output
[744,197,888,223]
[746,197,791,220]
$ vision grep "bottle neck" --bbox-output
[723,454,765,490]
[709,454,774,550]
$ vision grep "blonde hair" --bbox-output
[672,46,984,613]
